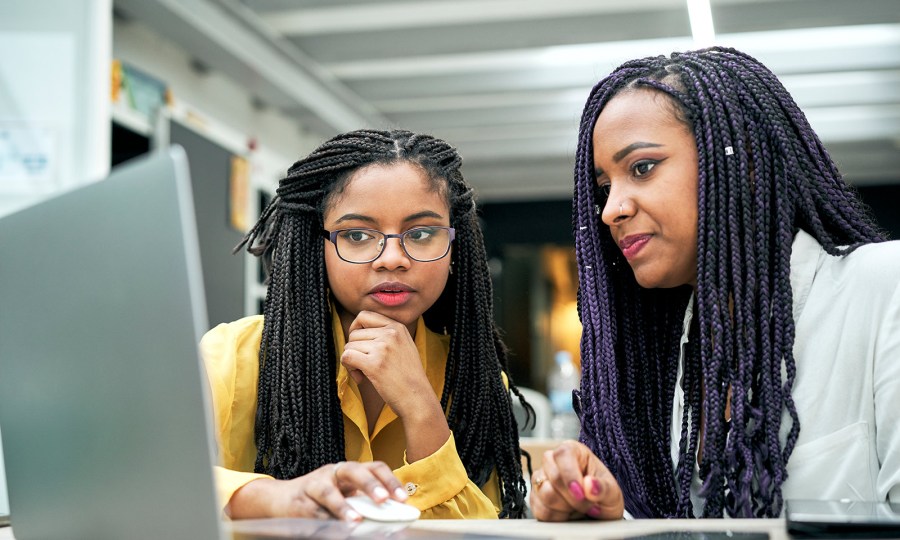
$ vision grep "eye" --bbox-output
[340,229,376,243]
[405,227,437,243]
[594,181,611,203]
[632,160,657,177]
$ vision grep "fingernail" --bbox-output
[373,486,389,500]
[569,481,585,501]
[591,478,601,496]
[394,487,409,500]
[345,509,362,521]
[587,506,602,519]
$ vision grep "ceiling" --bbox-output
[115,0,900,201]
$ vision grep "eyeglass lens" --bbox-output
[335,227,452,263]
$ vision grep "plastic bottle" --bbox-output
[547,351,581,440]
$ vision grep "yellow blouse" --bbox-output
[200,312,501,519]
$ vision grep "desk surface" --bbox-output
[0,518,788,540]
[413,518,787,540]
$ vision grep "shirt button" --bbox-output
[405,482,418,496]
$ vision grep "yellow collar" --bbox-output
[331,308,449,441]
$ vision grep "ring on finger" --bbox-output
[533,474,545,489]
[333,461,346,480]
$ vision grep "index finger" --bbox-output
[543,441,595,516]
[335,461,408,503]
[552,441,623,519]
[348,310,397,332]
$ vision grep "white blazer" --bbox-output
[671,230,900,515]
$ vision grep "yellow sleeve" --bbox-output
[214,466,271,514]
[200,316,273,512]
[395,432,500,519]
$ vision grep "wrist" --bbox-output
[391,381,442,422]
[227,477,279,519]
[399,395,446,428]
[400,400,450,463]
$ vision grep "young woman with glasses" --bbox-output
[200,129,531,521]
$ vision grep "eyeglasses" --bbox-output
[322,226,455,264]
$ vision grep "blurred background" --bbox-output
[110,0,900,388]
[2,0,900,509]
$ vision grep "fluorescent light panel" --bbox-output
[687,0,715,46]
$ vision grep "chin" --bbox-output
[632,269,679,289]
[635,275,694,290]
[630,260,696,289]
[630,266,659,289]
[370,304,420,326]
[634,277,662,289]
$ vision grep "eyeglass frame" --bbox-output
[321,226,456,264]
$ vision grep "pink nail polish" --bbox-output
[587,506,602,518]
[591,478,601,496]
[569,481,585,501]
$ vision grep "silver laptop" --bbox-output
[0,146,225,539]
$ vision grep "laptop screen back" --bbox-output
[0,147,224,540]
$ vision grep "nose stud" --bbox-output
[619,203,624,215]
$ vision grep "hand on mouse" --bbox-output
[226,460,409,521]
[529,440,624,521]
[345,495,421,522]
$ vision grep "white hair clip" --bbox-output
[725,146,734,156]
[579,226,587,230]
[595,204,600,215]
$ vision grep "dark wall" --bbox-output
[479,199,574,388]
[170,121,245,328]
[111,121,150,167]
[476,186,899,387]
[857,184,900,240]
[479,199,573,258]
[478,187,900,250]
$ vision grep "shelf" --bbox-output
[111,99,153,137]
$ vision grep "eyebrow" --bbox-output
[334,213,375,225]
[594,141,664,178]
[333,210,445,226]
[613,142,662,163]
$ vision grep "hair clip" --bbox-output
[579,226,587,230]
[724,146,734,156]
[594,204,600,215]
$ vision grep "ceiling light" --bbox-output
[687,0,715,46]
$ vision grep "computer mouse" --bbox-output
[345,495,421,522]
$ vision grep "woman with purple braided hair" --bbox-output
[200,129,531,521]
[530,47,900,520]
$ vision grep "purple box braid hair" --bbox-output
[572,47,885,519]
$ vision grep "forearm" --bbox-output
[400,395,450,463]
[214,465,273,517]
[227,477,279,519]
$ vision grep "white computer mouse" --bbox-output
[345,495,421,522]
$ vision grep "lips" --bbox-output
[618,234,652,260]
[368,282,415,307]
